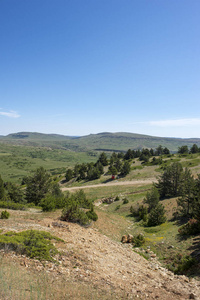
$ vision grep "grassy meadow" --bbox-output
[0,143,97,183]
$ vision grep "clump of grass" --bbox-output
[0,230,64,261]
[122,198,129,204]
[0,210,10,219]
[132,233,145,247]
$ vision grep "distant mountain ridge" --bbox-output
[1,131,200,152]
[3,132,78,140]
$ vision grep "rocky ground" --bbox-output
[0,210,200,300]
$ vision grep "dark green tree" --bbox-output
[65,169,73,182]
[144,187,160,212]
[95,161,104,175]
[124,149,134,160]
[177,168,195,217]
[5,182,24,203]
[190,144,199,154]
[25,167,52,205]
[108,165,118,175]
[114,158,122,172]
[178,145,189,155]
[98,152,108,166]
[87,167,101,180]
[147,203,166,226]
[0,175,5,200]
[155,145,164,156]
[110,152,117,164]
[139,154,149,163]
[156,162,183,198]
[120,161,131,176]
[163,147,170,155]
[73,164,81,177]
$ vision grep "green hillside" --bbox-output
[1,131,200,152]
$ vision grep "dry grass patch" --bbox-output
[0,253,118,300]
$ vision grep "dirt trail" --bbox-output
[61,178,156,191]
[1,211,200,299]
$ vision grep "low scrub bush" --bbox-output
[61,205,90,225]
[132,233,145,247]
[60,190,97,226]
[0,210,10,219]
[167,253,196,275]
[86,208,98,221]
[123,198,129,204]
[130,205,148,222]
[0,230,64,261]
[40,195,56,212]
[178,219,200,235]
[0,201,27,211]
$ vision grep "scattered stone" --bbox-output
[52,222,70,230]
[127,234,133,243]
[150,254,157,258]
[168,245,174,249]
[121,235,128,243]
[189,293,196,299]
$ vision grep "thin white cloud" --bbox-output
[0,110,20,118]
[133,118,200,127]
[149,118,200,127]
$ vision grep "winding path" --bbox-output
[61,178,156,191]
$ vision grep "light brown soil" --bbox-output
[0,209,200,300]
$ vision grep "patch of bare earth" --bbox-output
[0,210,200,299]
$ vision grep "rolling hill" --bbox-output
[1,131,200,152]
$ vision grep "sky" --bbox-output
[1,0,200,138]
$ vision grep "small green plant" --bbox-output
[132,233,145,247]
[40,194,56,212]
[0,230,63,261]
[0,210,10,219]
[123,198,129,204]
[167,253,196,275]
[86,207,98,221]
[114,196,120,201]
[61,205,90,225]
[0,201,26,211]
[130,205,148,221]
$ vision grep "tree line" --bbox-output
[65,151,131,182]
[0,167,98,225]
[131,161,200,232]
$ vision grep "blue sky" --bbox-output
[1,0,200,138]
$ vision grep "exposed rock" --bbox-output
[127,234,133,243]
[121,235,128,243]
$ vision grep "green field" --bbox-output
[0,143,97,183]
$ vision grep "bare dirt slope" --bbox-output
[0,210,200,300]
